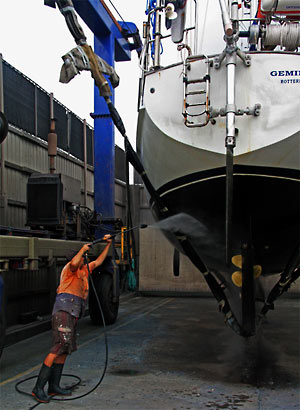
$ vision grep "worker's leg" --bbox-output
[32,352,61,402]
[44,352,59,367]
[32,311,77,400]
[54,353,68,364]
[48,354,72,396]
[32,312,69,402]
[47,312,78,397]
[31,360,52,403]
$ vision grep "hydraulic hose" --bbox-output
[56,0,87,44]
[104,97,169,216]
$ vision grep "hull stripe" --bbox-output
[159,172,300,198]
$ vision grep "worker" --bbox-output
[32,235,112,403]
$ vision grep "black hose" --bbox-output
[56,0,87,44]
[16,374,81,410]
[105,96,169,217]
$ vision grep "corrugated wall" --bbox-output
[1,125,128,229]
[1,126,95,228]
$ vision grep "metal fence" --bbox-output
[2,59,94,165]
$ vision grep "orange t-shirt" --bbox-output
[56,261,96,300]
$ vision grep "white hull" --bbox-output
[137,53,300,190]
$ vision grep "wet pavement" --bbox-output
[0,295,299,409]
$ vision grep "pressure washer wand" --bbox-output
[90,224,148,247]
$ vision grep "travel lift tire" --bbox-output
[89,270,119,326]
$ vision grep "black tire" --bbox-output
[0,277,6,359]
[89,272,119,326]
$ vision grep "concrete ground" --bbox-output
[0,295,299,410]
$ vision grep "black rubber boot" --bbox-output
[32,363,52,403]
[48,363,72,396]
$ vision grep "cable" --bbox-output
[15,257,109,407]
[106,0,135,35]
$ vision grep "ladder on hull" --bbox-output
[182,56,211,128]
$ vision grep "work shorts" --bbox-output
[50,310,78,355]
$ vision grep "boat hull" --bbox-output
[144,162,299,329]
[155,164,299,274]
[137,52,300,331]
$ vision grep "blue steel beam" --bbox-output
[72,0,136,231]
[73,0,131,61]
[93,33,115,227]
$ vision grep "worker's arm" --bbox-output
[69,244,91,272]
[92,235,112,269]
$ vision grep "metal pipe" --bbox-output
[153,0,162,68]
[48,119,57,174]
[83,119,87,207]
[194,0,199,55]
[143,20,151,71]
[250,0,258,19]
[218,0,233,36]
[67,110,71,152]
[225,145,234,265]
[226,59,236,138]
[236,18,263,21]
[225,51,237,265]
[48,93,57,174]
[148,26,195,43]
[50,92,54,119]
[231,0,239,22]
[121,226,125,261]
